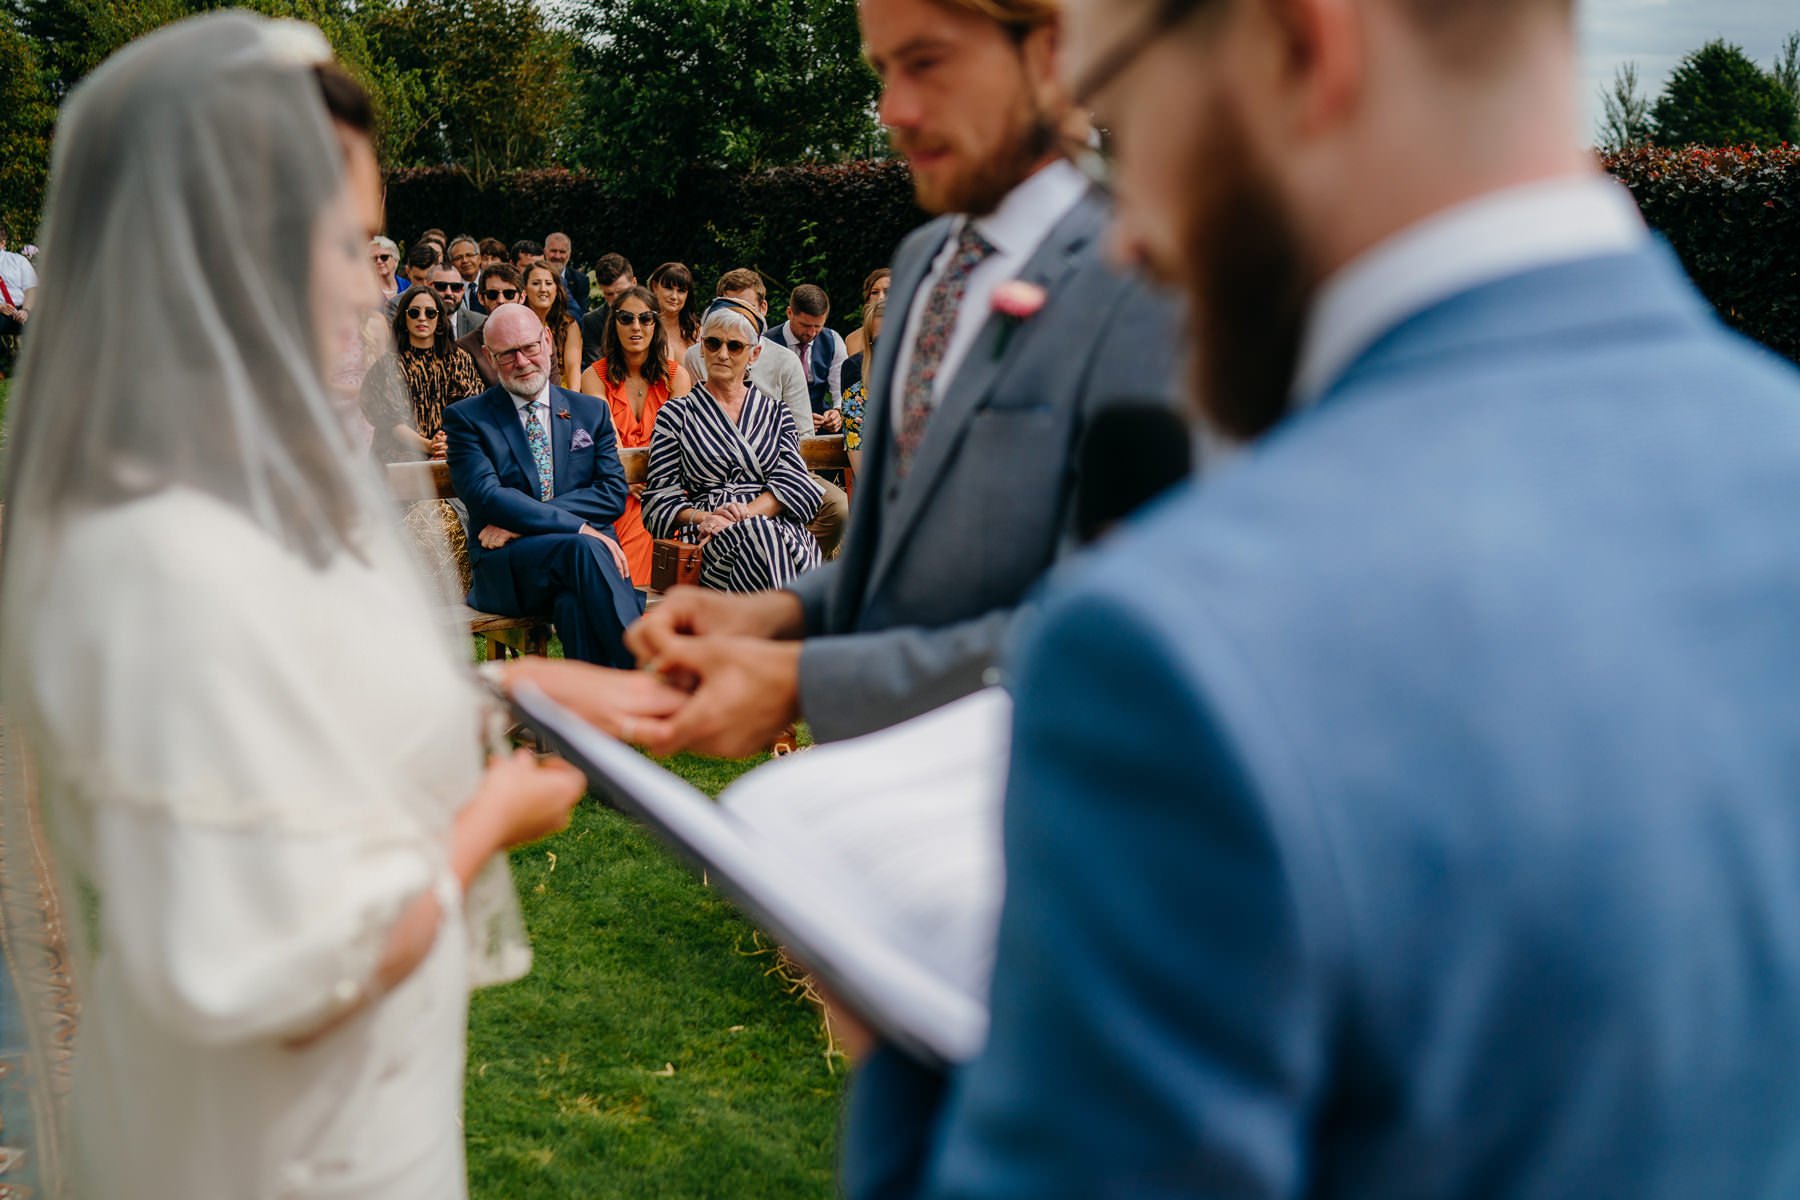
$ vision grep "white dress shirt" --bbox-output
[1292,175,1649,406]
[514,384,552,436]
[890,159,1090,433]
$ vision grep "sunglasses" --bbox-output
[372,252,395,263]
[432,281,465,294]
[615,311,658,327]
[482,287,520,302]
[405,306,440,320]
[702,336,752,355]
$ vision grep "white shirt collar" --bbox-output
[966,158,1091,260]
[1292,175,1648,405]
[512,382,551,414]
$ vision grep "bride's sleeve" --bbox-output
[36,529,462,1046]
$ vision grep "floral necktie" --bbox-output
[897,224,996,478]
[525,404,554,501]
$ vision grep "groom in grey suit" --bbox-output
[621,0,1183,755]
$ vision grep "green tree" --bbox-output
[0,13,57,241]
[360,0,576,182]
[1774,32,1800,130]
[1651,39,1800,147]
[564,0,884,189]
[1598,61,1652,151]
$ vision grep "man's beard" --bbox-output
[900,100,1058,218]
[500,369,545,401]
[1181,103,1310,443]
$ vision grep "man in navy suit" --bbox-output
[443,303,642,667]
[837,0,1800,1197]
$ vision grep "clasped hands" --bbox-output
[477,522,629,578]
[496,586,805,760]
[694,501,753,543]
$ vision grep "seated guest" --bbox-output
[646,261,699,362]
[581,285,694,584]
[369,234,401,307]
[643,302,823,593]
[361,284,484,461]
[544,231,588,316]
[523,261,582,391]
[581,253,637,371]
[478,236,507,269]
[840,298,883,477]
[843,267,891,358]
[765,283,847,429]
[511,239,543,271]
[680,270,848,558]
[430,262,480,339]
[448,234,481,288]
[457,263,522,387]
[402,241,439,292]
[443,303,642,665]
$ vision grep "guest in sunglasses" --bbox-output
[523,261,582,391]
[456,263,523,386]
[361,284,484,460]
[642,299,824,592]
[580,286,694,584]
[369,234,401,305]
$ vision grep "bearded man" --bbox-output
[849,0,1800,1195]
[617,0,1185,753]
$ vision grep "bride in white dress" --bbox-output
[0,15,605,1197]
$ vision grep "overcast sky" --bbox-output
[1578,0,1797,137]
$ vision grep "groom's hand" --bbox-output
[627,587,806,660]
[630,634,802,759]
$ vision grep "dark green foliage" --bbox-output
[1604,145,1800,365]
[0,14,56,242]
[567,0,884,186]
[385,161,926,325]
[1651,40,1800,148]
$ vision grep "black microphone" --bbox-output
[1074,402,1196,545]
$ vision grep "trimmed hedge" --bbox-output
[385,161,925,325]
[387,149,1800,361]
[1604,145,1800,364]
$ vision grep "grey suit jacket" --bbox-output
[787,187,1184,742]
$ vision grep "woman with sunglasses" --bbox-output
[642,299,824,593]
[579,286,693,584]
[645,261,699,363]
[361,283,484,460]
[522,261,582,392]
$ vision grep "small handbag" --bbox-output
[650,533,704,590]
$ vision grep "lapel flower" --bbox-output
[991,280,1048,359]
[556,409,571,420]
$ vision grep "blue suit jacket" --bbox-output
[848,242,1800,1198]
[442,384,627,610]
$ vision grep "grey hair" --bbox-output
[700,306,760,344]
[369,235,398,255]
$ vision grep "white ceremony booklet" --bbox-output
[508,684,1013,1066]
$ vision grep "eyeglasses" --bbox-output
[702,337,752,355]
[405,306,440,320]
[615,311,658,327]
[1069,0,1209,106]
[482,287,520,302]
[490,341,544,365]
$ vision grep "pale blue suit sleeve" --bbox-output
[912,583,1340,1199]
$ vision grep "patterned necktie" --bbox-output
[897,224,996,477]
[524,403,554,501]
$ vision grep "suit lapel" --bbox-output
[550,386,575,496]
[489,389,540,496]
[865,193,1106,603]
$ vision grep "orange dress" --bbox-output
[585,358,678,583]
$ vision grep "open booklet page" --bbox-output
[508,685,1012,1066]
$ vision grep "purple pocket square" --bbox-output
[570,429,595,450]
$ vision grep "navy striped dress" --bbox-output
[642,382,824,592]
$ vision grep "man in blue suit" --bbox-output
[443,303,642,667]
[838,0,1800,1196]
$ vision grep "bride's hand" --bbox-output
[496,658,691,740]
[476,748,586,849]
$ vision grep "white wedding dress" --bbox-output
[25,489,521,1199]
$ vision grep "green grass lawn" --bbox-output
[467,750,845,1199]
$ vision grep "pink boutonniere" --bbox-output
[991,280,1048,359]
